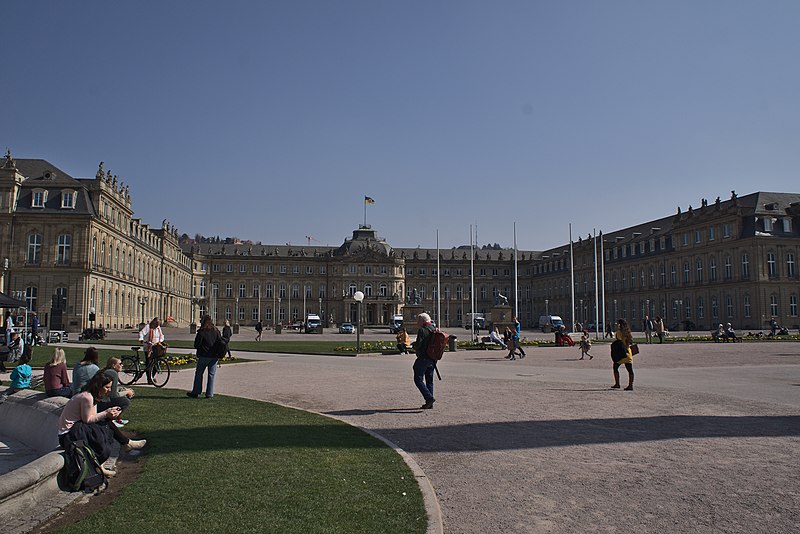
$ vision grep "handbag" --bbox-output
[630,343,640,356]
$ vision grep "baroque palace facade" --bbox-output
[2,152,799,333]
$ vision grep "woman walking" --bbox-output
[611,319,635,391]
[187,315,225,399]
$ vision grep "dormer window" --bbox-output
[32,189,47,208]
[61,190,76,209]
[763,217,773,232]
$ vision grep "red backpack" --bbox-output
[426,329,449,361]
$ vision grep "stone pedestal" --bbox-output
[490,305,513,331]
[403,304,425,331]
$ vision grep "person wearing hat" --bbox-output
[412,313,437,409]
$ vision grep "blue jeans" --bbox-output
[413,357,436,402]
[192,357,218,398]
[46,387,73,398]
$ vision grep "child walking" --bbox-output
[579,332,593,360]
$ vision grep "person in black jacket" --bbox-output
[187,315,224,399]
[222,319,233,358]
[413,313,437,409]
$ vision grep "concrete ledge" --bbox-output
[0,390,73,529]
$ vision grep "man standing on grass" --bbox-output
[413,313,437,410]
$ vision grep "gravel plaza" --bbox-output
[128,330,800,534]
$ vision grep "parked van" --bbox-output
[463,313,486,331]
[538,315,564,333]
[389,314,405,333]
[305,314,322,333]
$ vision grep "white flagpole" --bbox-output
[593,229,600,340]
[599,231,606,338]
[470,224,476,342]
[436,229,441,327]
[513,222,519,319]
[569,224,575,332]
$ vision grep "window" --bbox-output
[790,295,798,317]
[770,294,779,316]
[708,226,715,241]
[711,296,718,319]
[726,296,734,318]
[364,284,372,297]
[239,307,245,322]
[279,284,286,298]
[61,190,75,209]
[57,234,71,264]
[683,262,690,284]
[240,264,246,273]
[265,307,272,321]
[226,264,233,272]
[253,264,259,273]
[744,295,751,318]
[225,306,232,321]
[291,284,300,298]
[266,265,273,274]
[724,256,732,280]
[697,296,704,319]
[379,283,387,297]
[709,257,717,281]
[319,284,326,298]
[293,265,299,274]
[783,218,792,233]
[763,218,773,232]
[225,283,233,297]
[25,286,37,311]
[320,266,326,274]
[212,283,219,297]
[27,234,42,264]
[199,281,206,297]
[239,283,246,298]
[252,307,259,321]
[684,298,691,319]
[695,230,701,244]
[670,264,677,286]
[696,259,703,282]
[32,189,47,208]
[265,284,273,298]
[252,284,260,298]
[787,253,796,277]
[305,284,312,298]
[723,223,731,238]
[741,254,749,278]
[213,263,220,272]
[767,252,777,277]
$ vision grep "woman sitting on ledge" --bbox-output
[57,372,145,477]
[44,348,72,398]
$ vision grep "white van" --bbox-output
[538,315,564,333]
[305,314,322,333]
[389,314,405,333]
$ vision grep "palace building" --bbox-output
[2,151,798,333]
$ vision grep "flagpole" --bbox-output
[364,199,367,227]
[599,230,606,339]
[569,224,575,333]
[470,224,476,342]
[436,230,441,327]
[513,222,518,319]
[593,229,600,340]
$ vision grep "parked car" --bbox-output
[338,322,355,334]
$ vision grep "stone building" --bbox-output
[2,152,798,333]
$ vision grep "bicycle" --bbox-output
[118,344,171,388]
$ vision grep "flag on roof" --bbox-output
[364,196,375,204]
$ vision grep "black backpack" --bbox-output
[610,339,628,362]
[63,439,107,493]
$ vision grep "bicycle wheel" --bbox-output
[150,357,171,388]
[119,356,140,386]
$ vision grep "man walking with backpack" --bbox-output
[413,313,437,410]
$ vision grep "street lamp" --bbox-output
[277,297,282,324]
[235,297,239,326]
[545,299,549,316]
[353,291,364,353]
[319,297,323,319]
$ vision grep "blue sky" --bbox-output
[4,1,799,251]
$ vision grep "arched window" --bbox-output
[57,234,72,264]
[364,284,373,297]
[27,234,42,264]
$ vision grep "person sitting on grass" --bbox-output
[100,357,135,427]
[489,326,507,349]
[396,327,412,354]
[44,348,72,398]
[72,347,100,395]
[57,372,146,477]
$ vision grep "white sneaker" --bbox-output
[101,465,117,477]
[122,439,146,451]
[112,420,125,428]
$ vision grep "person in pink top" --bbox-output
[57,372,146,476]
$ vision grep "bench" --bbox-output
[0,391,73,524]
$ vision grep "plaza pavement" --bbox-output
[154,334,800,533]
[19,330,800,533]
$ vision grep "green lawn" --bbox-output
[69,338,375,355]
[58,388,426,534]
[17,346,242,370]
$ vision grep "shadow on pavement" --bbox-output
[325,408,424,416]
[375,415,800,452]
